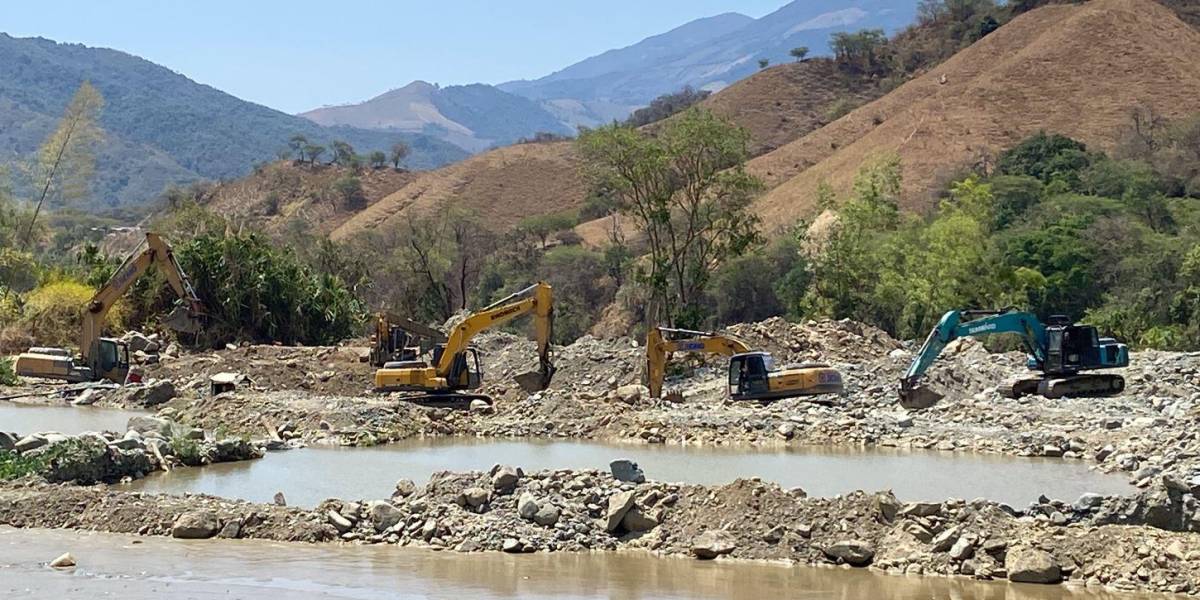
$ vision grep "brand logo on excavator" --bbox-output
[968,323,997,334]
[680,342,705,351]
[489,306,522,321]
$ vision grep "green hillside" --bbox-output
[0,34,468,209]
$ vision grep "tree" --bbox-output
[331,141,356,167]
[790,47,809,62]
[758,58,770,70]
[304,144,325,165]
[624,87,711,127]
[390,142,410,169]
[830,29,889,76]
[368,151,387,169]
[23,81,104,245]
[578,108,764,327]
[518,213,577,249]
[332,176,366,210]
[288,134,309,160]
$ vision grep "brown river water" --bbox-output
[0,527,1167,600]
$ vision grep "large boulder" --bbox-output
[614,384,649,405]
[128,416,174,436]
[691,530,737,559]
[491,465,521,492]
[610,459,646,484]
[13,434,47,453]
[823,540,875,566]
[367,501,403,532]
[0,431,15,452]
[172,511,220,539]
[621,506,658,533]
[604,490,636,532]
[1006,547,1062,584]
[114,380,177,408]
[533,504,561,527]
[518,493,540,520]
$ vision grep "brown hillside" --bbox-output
[331,141,586,240]
[750,0,1200,224]
[199,162,416,236]
[698,58,879,156]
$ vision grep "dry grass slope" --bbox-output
[751,0,1200,224]
[331,141,587,240]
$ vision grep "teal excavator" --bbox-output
[899,310,1129,406]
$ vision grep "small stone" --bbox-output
[469,399,493,414]
[949,537,976,561]
[49,552,75,568]
[776,423,796,439]
[463,487,490,509]
[1073,493,1104,511]
[502,538,522,553]
[1042,444,1064,458]
[610,459,645,483]
[615,384,648,404]
[172,511,220,539]
[898,501,941,518]
[692,530,737,559]
[367,501,403,532]
[874,493,900,523]
[763,525,785,544]
[273,492,287,507]
[931,527,959,552]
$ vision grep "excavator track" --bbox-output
[379,390,493,408]
[1002,374,1125,399]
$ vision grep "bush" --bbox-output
[170,434,203,466]
[21,279,125,348]
[0,450,46,480]
[0,357,16,385]
[175,232,365,345]
[625,87,712,127]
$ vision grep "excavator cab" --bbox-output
[728,352,774,400]
[433,344,483,390]
[94,337,135,384]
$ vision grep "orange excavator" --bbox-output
[14,232,204,384]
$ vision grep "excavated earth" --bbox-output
[5,317,1200,594]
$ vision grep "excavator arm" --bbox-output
[81,233,204,364]
[437,282,555,389]
[646,327,751,399]
[899,310,1045,404]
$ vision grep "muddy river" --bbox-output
[0,402,144,435]
[0,526,1165,600]
[124,436,1134,508]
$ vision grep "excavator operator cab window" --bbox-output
[728,354,770,397]
[97,339,128,374]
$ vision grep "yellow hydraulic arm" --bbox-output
[438,282,555,388]
[646,326,751,399]
[81,232,204,364]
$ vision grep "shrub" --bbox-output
[0,357,16,385]
[21,279,125,348]
[0,450,45,480]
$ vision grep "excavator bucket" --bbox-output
[163,305,203,334]
[513,359,556,394]
[898,381,942,410]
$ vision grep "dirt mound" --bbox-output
[145,343,374,396]
[199,162,416,235]
[331,141,588,240]
[726,318,903,365]
[748,0,1200,224]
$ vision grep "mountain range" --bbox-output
[0,34,467,209]
[298,0,918,150]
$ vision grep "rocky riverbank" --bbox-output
[3,464,1200,594]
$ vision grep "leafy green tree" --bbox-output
[368,151,387,169]
[789,47,809,62]
[830,29,889,76]
[758,58,770,70]
[23,82,104,245]
[997,132,1092,186]
[304,144,325,165]
[288,135,309,160]
[518,213,577,248]
[332,176,366,209]
[331,141,357,167]
[578,108,764,327]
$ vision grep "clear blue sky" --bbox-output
[3,0,787,114]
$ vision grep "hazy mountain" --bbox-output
[501,0,918,126]
[300,81,572,153]
[0,34,468,209]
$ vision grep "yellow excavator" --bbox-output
[646,326,843,402]
[373,282,554,403]
[15,232,204,384]
[368,311,447,367]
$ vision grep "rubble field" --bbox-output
[4,317,1200,593]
